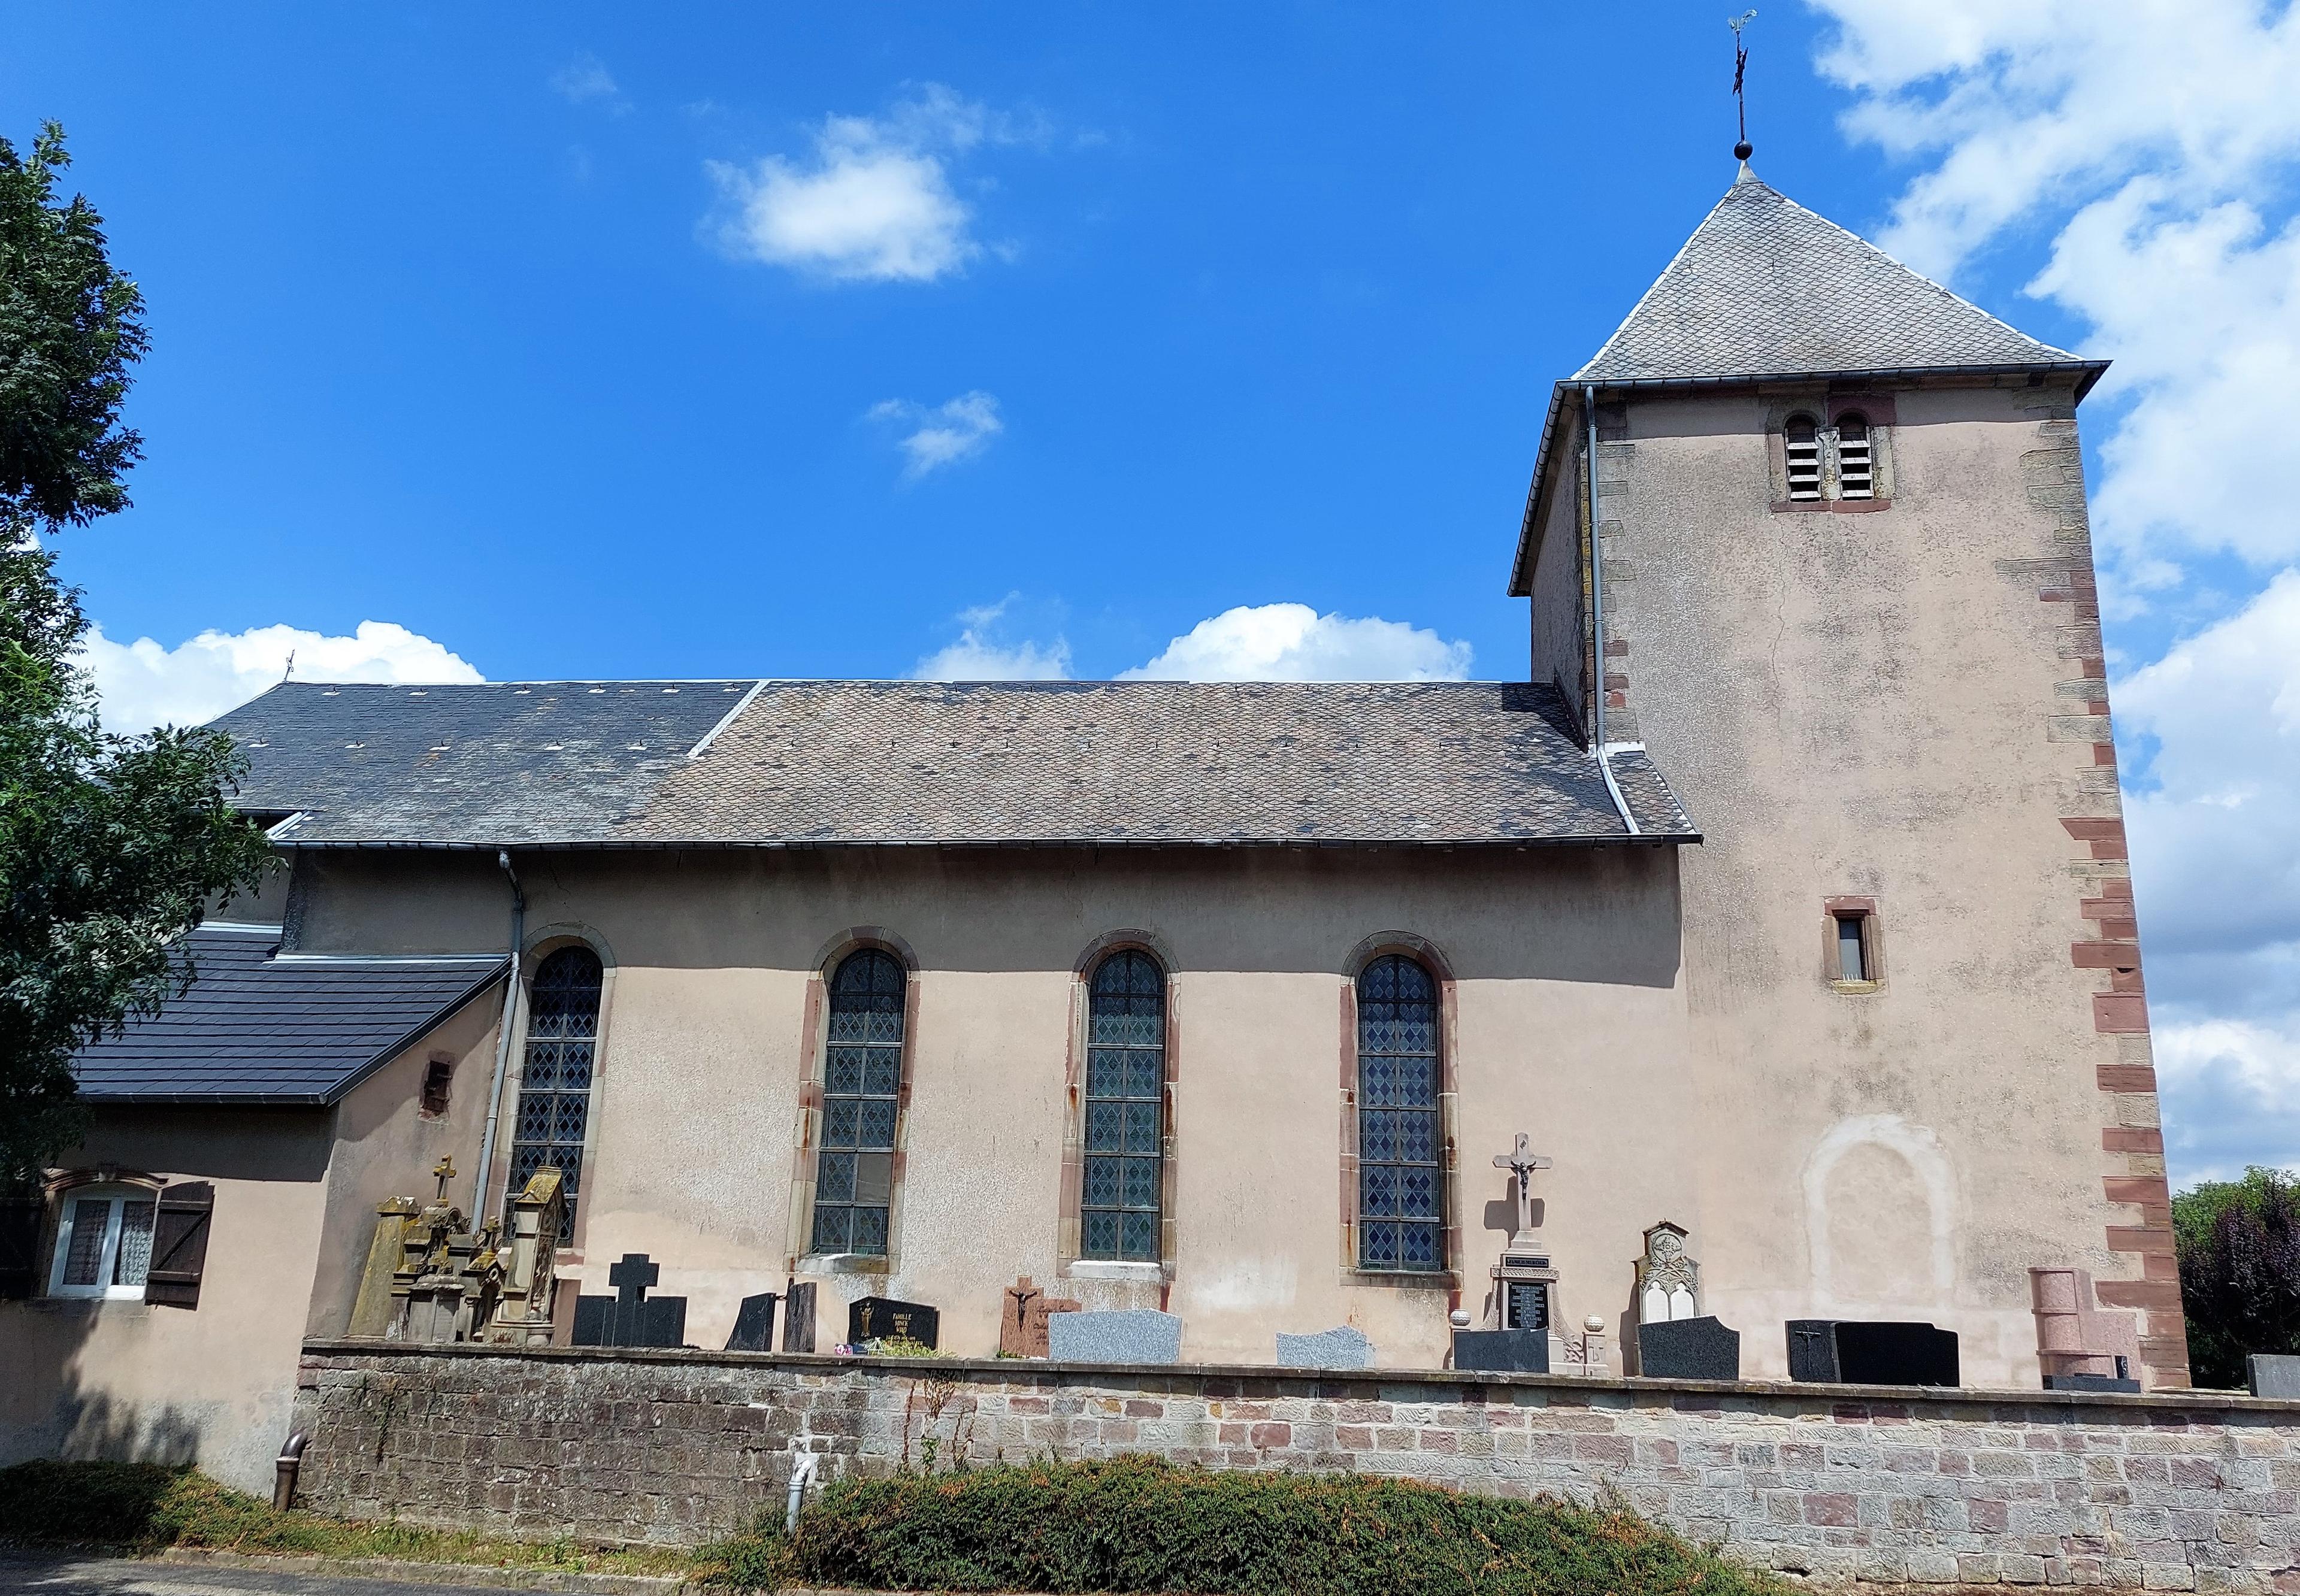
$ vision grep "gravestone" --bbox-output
[2045,1371,2139,1393]
[1045,1308,1183,1364]
[849,1294,939,1349]
[570,1253,687,1349]
[1452,1328,1550,1373]
[1636,1222,1701,1323]
[1636,1314,1740,1380]
[2250,1353,2300,1398]
[1786,1319,1841,1382]
[725,1292,778,1353]
[1275,1325,1375,1369]
[1834,1320,1960,1386]
[1001,1276,1080,1358]
[781,1280,817,1353]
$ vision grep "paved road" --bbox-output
[0,1552,671,1596]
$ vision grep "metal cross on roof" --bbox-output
[1729,10,1758,162]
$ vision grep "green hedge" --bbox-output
[726,1456,1785,1596]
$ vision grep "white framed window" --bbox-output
[48,1186,158,1300]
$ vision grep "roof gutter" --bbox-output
[473,849,525,1228]
[1582,384,1639,838]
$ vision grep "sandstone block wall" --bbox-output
[292,1343,2300,1590]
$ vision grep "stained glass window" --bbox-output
[1082,950,1166,1262]
[812,949,906,1257]
[507,946,604,1225]
[1357,954,1444,1272]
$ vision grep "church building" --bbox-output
[0,166,2185,1494]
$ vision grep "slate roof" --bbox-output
[215,681,761,846]
[214,679,1697,847]
[1575,169,2097,388]
[73,924,508,1106]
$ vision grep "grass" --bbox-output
[0,1459,695,1578]
[704,1454,1792,1596]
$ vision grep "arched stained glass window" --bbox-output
[508,946,604,1224]
[812,948,906,1257]
[1082,950,1166,1262]
[1357,954,1443,1272]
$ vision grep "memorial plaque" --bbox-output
[782,1280,817,1353]
[1637,1314,1740,1381]
[1275,1325,1375,1369]
[1451,1328,1550,1373]
[725,1292,778,1353]
[1504,1280,1551,1332]
[1045,1308,1183,1364]
[1786,1318,1841,1382]
[849,1294,940,1349]
[1834,1320,1959,1387]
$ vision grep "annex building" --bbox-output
[0,167,2186,1495]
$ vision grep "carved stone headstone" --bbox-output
[1045,1308,1182,1364]
[1024,1294,1081,1356]
[726,1292,779,1353]
[570,1252,687,1349]
[1487,1132,1560,1338]
[1001,1276,1080,1358]
[849,1294,939,1349]
[1637,1314,1740,1380]
[1275,1325,1375,1369]
[1636,1222,1701,1323]
[782,1280,817,1353]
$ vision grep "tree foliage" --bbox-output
[0,123,268,1183]
[2173,1167,2300,1389]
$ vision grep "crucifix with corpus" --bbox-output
[1493,1132,1552,1250]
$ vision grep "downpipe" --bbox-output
[785,1453,821,1534]
[473,850,525,1228]
[273,1432,308,1512]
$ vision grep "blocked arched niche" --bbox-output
[1802,1114,1956,1308]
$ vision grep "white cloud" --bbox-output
[79,620,484,734]
[707,85,1016,283]
[2156,1018,2300,1183]
[912,597,1070,681]
[1120,603,1473,683]
[551,53,627,112]
[868,390,1003,477]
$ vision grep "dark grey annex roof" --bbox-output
[216,679,1697,847]
[214,680,762,846]
[1574,168,2097,389]
[73,924,508,1106]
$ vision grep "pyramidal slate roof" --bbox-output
[73,923,507,1105]
[1575,168,2095,387]
[214,679,1696,849]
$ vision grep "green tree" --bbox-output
[2172,1166,2300,1389]
[1,123,269,1182]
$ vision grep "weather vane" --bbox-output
[1730,10,1758,162]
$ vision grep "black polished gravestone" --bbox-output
[1451,1328,1551,1373]
[725,1292,777,1353]
[1786,1319,1841,1382]
[571,1253,688,1349]
[849,1294,939,1349]
[1638,1315,1741,1381]
[1833,1321,1960,1387]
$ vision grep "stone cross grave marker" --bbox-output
[1492,1132,1551,1245]
[572,1251,687,1349]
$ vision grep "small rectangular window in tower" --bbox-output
[420,1058,454,1118]
[1836,413,1874,499]
[1785,415,1822,501]
[1827,899,1879,988]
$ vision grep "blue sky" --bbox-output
[9,3,2299,1183]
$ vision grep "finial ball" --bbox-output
[1734,140,1754,161]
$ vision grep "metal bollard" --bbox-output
[272,1432,309,1513]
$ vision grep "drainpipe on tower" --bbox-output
[474,849,525,1227]
[1584,383,1641,838]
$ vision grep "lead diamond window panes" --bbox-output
[1081,950,1164,1262]
[505,946,603,1226]
[1356,955,1445,1272]
[810,949,906,1257]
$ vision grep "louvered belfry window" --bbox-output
[1357,955,1445,1271]
[1836,412,1874,499]
[812,949,906,1257]
[508,946,604,1224]
[1785,414,1823,501]
[1082,950,1166,1262]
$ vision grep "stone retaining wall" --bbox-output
[293,1341,2300,1590]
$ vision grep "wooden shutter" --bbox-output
[0,1195,43,1300]
[144,1182,214,1308]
